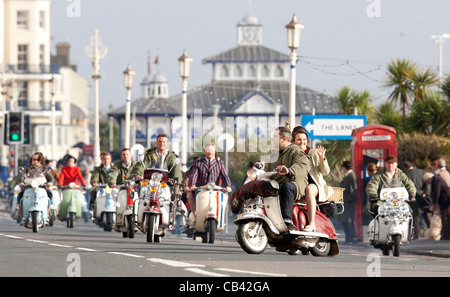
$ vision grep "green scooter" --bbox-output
[59,183,87,228]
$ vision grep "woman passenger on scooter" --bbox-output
[292,126,333,232]
[58,156,86,187]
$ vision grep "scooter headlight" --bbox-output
[31,179,39,189]
[150,173,162,187]
[69,182,77,189]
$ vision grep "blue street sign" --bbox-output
[300,115,367,140]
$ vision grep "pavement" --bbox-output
[1,198,449,258]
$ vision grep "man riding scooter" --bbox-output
[188,143,232,221]
[131,133,182,181]
[231,126,310,231]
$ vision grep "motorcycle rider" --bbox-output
[366,155,416,217]
[264,126,310,230]
[230,127,310,231]
[58,156,86,187]
[131,133,182,181]
[89,151,113,209]
[188,143,232,218]
[108,148,136,188]
[17,152,54,216]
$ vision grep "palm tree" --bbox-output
[334,86,356,114]
[375,102,404,134]
[385,59,417,117]
[407,67,439,102]
[441,73,450,100]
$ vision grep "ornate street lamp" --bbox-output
[178,49,193,172]
[285,14,304,129]
[123,64,135,148]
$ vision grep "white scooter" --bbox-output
[93,184,116,231]
[48,184,61,227]
[187,182,229,244]
[114,180,138,238]
[20,173,51,232]
[368,179,413,257]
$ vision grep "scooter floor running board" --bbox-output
[288,230,329,238]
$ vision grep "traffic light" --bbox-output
[5,111,23,144]
[23,114,31,145]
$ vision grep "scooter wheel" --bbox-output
[236,222,268,254]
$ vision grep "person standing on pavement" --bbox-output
[339,161,358,244]
[431,158,450,239]
[403,160,425,239]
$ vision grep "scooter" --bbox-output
[48,184,61,227]
[172,186,188,235]
[136,168,179,243]
[59,183,88,228]
[234,169,342,256]
[10,185,21,223]
[92,184,116,231]
[20,173,51,233]
[114,180,138,238]
[187,182,229,244]
[368,179,413,257]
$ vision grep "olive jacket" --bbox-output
[265,144,310,200]
[107,160,137,186]
[131,147,182,181]
[366,167,416,199]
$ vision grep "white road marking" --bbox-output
[147,258,205,268]
[184,267,229,277]
[215,267,287,277]
[107,252,145,258]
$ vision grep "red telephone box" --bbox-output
[350,124,397,240]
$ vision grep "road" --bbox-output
[1,204,450,281]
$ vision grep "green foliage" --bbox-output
[397,133,450,170]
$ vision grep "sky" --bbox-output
[50,0,450,112]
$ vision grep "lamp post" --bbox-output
[285,14,304,129]
[85,29,108,166]
[49,74,57,162]
[431,33,450,85]
[178,49,193,173]
[123,64,135,148]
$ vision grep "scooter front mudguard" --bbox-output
[22,188,49,221]
[235,212,280,235]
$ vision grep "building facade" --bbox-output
[0,0,90,180]
[109,12,338,157]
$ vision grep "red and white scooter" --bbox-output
[234,169,343,256]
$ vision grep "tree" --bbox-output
[441,73,450,100]
[385,59,416,117]
[375,102,404,134]
[407,67,438,102]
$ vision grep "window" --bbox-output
[220,65,229,77]
[234,66,243,77]
[18,45,28,70]
[247,66,256,78]
[39,11,45,29]
[17,11,29,29]
[39,45,45,65]
[274,66,284,77]
[18,81,28,101]
[261,65,269,77]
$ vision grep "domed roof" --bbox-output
[141,73,168,85]
[238,14,261,25]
